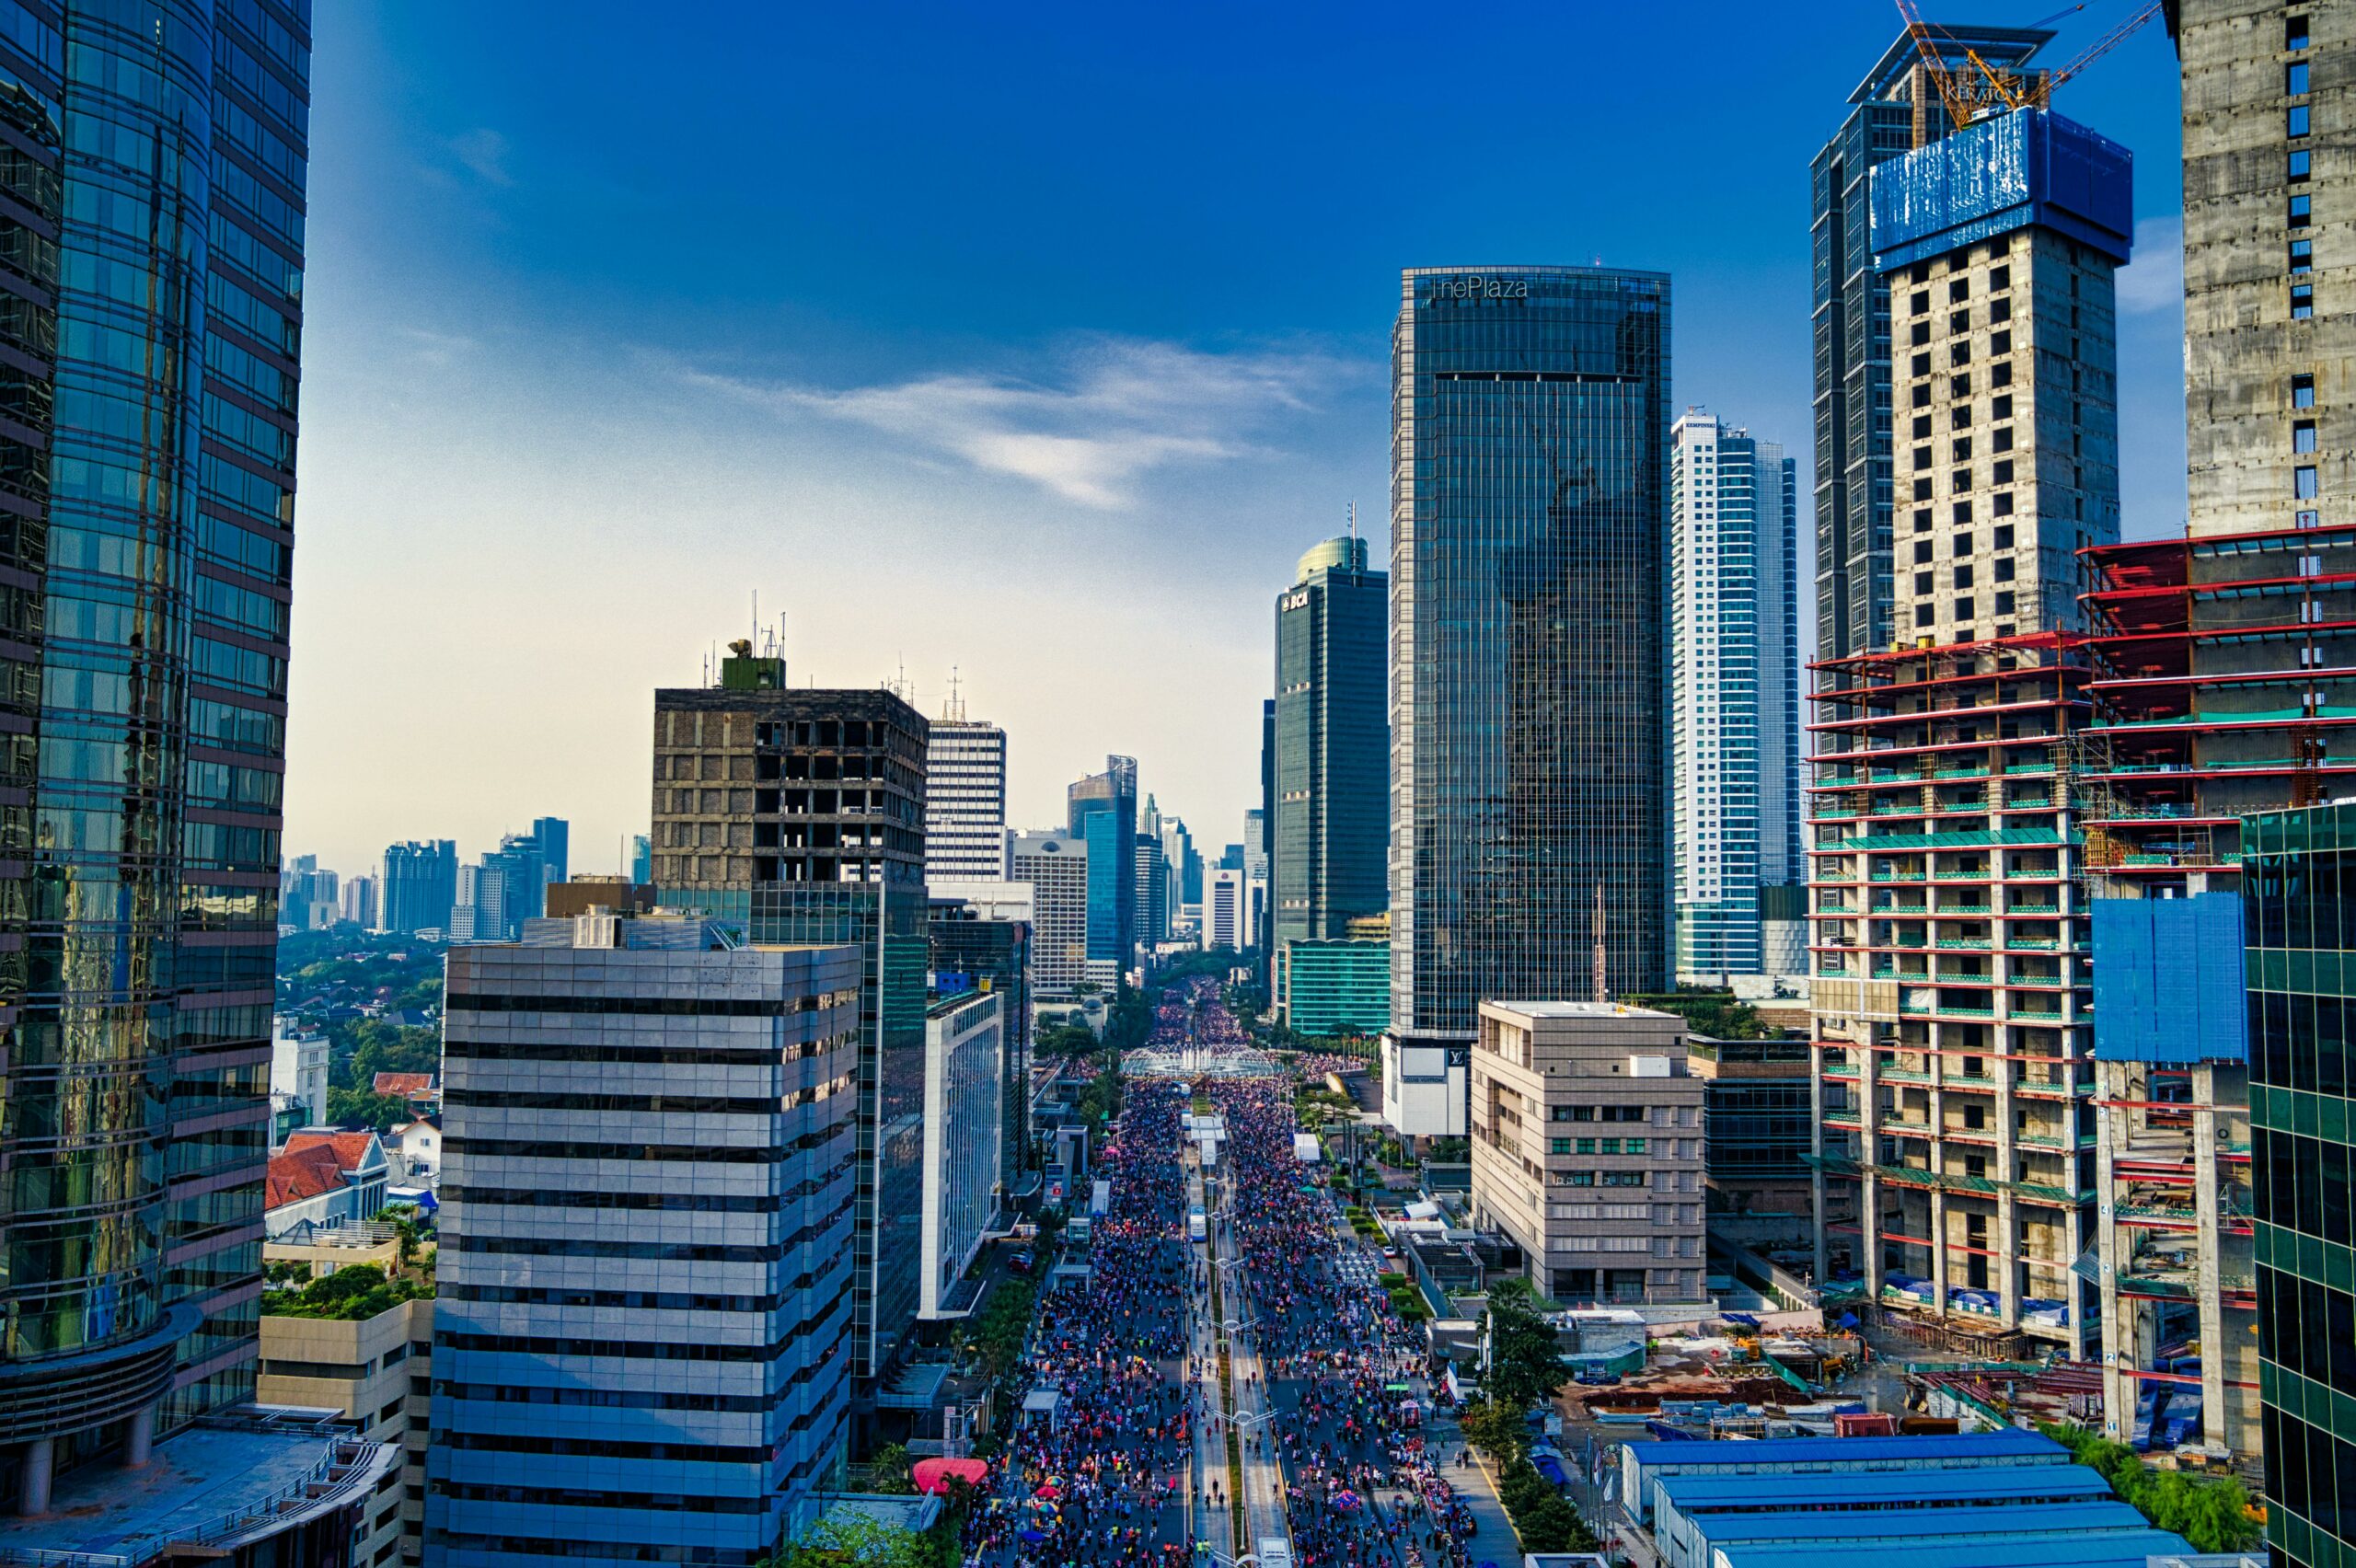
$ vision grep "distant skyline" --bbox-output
[286,0,2190,875]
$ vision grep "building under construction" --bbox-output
[1807,632,2098,1355]
[1806,64,2131,1357]
[2075,519,2356,1462]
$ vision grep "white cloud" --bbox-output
[448,128,514,187]
[686,338,1335,507]
[2117,215,2184,315]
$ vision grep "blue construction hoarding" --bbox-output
[2089,893,2248,1065]
[1870,107,2133,273]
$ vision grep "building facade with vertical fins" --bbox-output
[0,0,314,1514]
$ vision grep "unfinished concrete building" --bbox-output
[2057,0,2349,1467]
[1807,104,2131,1359]
[2179,0,2350,539]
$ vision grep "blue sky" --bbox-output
[286,0,2191,877]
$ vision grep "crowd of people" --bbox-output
[1212,1080,1483,1568]
[961,975,1490,1567]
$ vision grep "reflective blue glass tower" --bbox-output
[1390,265,1673,1048]
[0,0,311,1507]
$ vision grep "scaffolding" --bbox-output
[1806,631,2096,1356]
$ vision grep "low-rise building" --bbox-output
[272,1018,329,1133]
[1687,1034,1815,1252]
[1281,937,1389,1038]
[1469,1001,1706,1306]
[266,1130,390,1239]
[260,1295,434,1563]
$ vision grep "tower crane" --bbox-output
[1893,0,2163,136]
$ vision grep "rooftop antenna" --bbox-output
[1592,882,1608,1005]
[751,588,757,651]
[944,665,966,722]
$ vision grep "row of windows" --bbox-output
[442,1132,842,1164]
[448,991,853,1017]
[435,1430,779,1467]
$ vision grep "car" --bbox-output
[1008,1250,1036,1274]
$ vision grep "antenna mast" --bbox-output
[944,666,966,722]
[1592,882,1608,1004]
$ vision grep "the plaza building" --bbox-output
[1670,409,1802,981]
[1384,265,1674,1138]
[925,705,1009,884]
[0,0,319,1516]
[1807,105,2131,1360]
[424,913,862,1568]
[1811,24,2055,663]
[1010,832,1096,999]
[1468,1001,1706,1307]
[649,646,930,1387]
[918,991,1004,1320]
[1272,533,1388,1020]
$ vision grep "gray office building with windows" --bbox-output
[425,914,862,1568]
[649,649,930,1388]
[1387,264,1674,1076]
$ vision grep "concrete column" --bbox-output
[124,1403,154,1469]
[1995,1048,2021,1333]
[2095,1058,2130,1440]
[18,1437,54,1516]
[2191,1064,2228,1454]
[1929,1186,1950,1315]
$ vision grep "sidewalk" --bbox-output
[1426,1423,1520,1563]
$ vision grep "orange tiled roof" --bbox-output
[372,1072,435,1098]
[266,1143,345,1208]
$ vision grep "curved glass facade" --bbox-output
[1389,265,1672,1036]
[0,0,309,1490]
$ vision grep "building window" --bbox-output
[2292,238,2313,273]
[2297,421,2317,454]
[1914,540,1934,563]
[2293,283,2315,318]
[2289,12,2310,48]
[1993,492,2015,516]
[2291,104,2311,136]
[1911,291,1929,316]
[1992,459,2015,483]
[1994,591,2015,616]
[1955,597,1974,621]
[1913,508,1933,531]
[1991,363,2012,388]
[1949,278,1969,303]
[1950,341,1970,367]
[1912,321,1931,346]
[1951,374,1972,398]
[1949,309,1969,334]
[1993,426,2014,453]
[1913,444,1933,470]
[2297,467,2319,500]
[2291,148,2312,180]
[1993,525,2015,548]
[1954,501,1973,525]
[2298,510,2320,529]
[2295,374,2316,409]
[2289,61,2310,95]
[1952,436,1972,461]
[1994,557,2015,582]
[1913,352,1932,376]
[1912,384,1931,409]
[2291,193,2312,227]
[1991,297,2011,323]
[1915,571,1933,595]
[1913,413,1933,439]
[1955,564,1974,589]
[1914,477,1933,500]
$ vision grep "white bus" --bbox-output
[1255,1538,1293,1568]
[1187,1205,1207,1242]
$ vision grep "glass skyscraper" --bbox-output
[1272,533,1387,1017]
[1067,755,1136,969]
[1389,264,1672,1054]
[0,0,312,1505]
[1810,25,2051,662]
